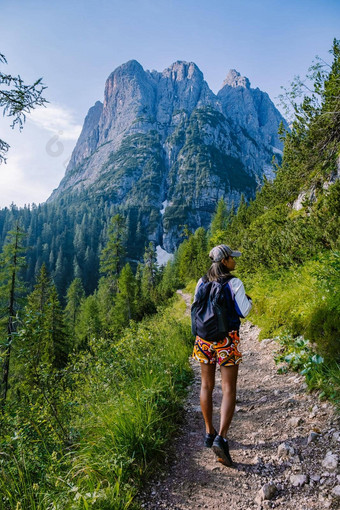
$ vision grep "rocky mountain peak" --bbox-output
[108,59,144,78]
[50,59,288,256]
[104,59,147,106]
[162,61,203,82]
[222,69,250,89]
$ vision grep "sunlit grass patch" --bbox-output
[242,252,340,410]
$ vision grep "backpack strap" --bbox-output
[201,273,234,284]
[199,274,235,301]
[218,274,235,287]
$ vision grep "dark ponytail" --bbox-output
[206,260,230,282]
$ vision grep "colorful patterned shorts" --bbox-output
[192,331,242,366]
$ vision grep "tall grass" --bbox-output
[0,295,193,509]
[242,252,340,409]
[244,253,340,357]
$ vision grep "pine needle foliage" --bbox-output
[0,52,48,164]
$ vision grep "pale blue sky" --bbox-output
[0,0,339,207]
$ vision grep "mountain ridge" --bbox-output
[48,59,288,254]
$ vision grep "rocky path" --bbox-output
[139,291,340,509]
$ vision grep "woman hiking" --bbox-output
[192,244,252,466]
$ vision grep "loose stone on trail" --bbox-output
[322,451,338,471]
[288,416,303,427]
[138,306,340,510]
[290,474,309,487]
[307,431,321,444]
[256,482,278,502]
[332,485,340,498]
[277,442,295,458]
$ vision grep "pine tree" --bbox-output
[277,38,340,198]
[134,262,144,318]
[99,214,127,291]
[73,222,86,261]
[13,267,70,442]
[138,242,158,315]
[76,295,102,346]
[96,276,114,332]
[29,264,51,316]
[157,258,180,300]
[53,247,65,295]
[194,227,209,279]
[141,242,158,300]
[73,256,82,280]
[0,52,47,164]
[210,197,228,245]
[45,285,69,368]
[111,263,137,331]
[17,265,69,389]
[226,194,249,246]
[177,236,196,282]
[84,246,97,294]
[0,224,26,408]
[65,277,85,334]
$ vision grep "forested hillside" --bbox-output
[0,41,338,509]
[0,60,287,297]
[0,193,140,299]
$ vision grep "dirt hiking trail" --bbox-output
[139,291,340,510]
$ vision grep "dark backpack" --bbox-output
[191,275,234,342]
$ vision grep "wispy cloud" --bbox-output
[0,154,47,206]
[28,104,82,141]
[0,114,79,208]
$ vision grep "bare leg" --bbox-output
[200,363,216,434]
[219,364,239,438]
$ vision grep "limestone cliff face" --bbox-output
[49,61,288,253]
[68,100,103,170]
[218,69,284,157]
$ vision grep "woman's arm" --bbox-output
[228,278,252,318]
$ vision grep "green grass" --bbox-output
[241,252,340,409]
[0,295,193,509]
[181,281,197,304]
[244,254,340,356]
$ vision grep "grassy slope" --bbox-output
[0,295,193,510]
[242,257,340,408]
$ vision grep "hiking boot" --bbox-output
[204,430,217,448]
[212,435,233,466]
